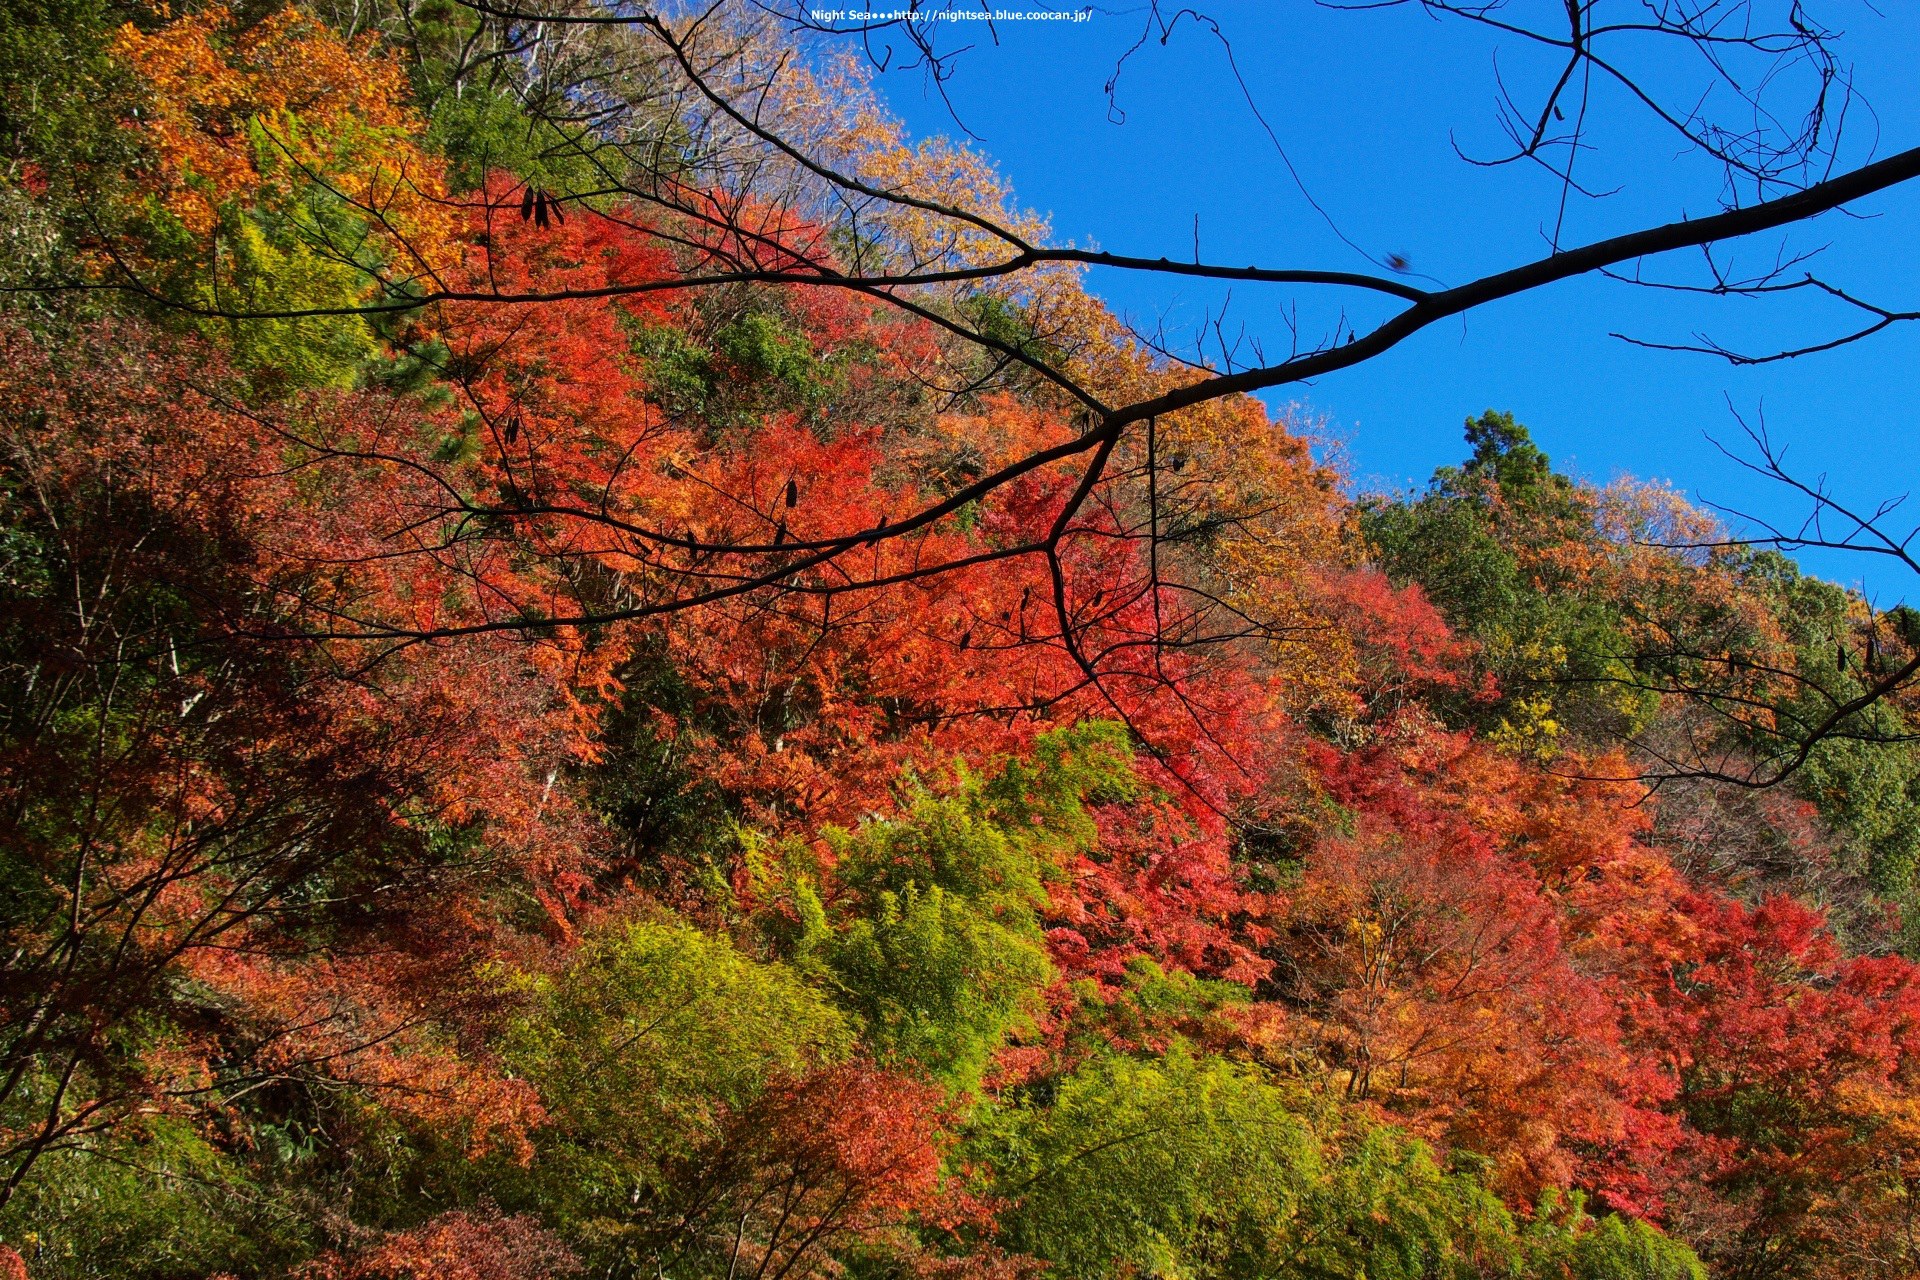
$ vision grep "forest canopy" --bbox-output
[3,3,1920,1279]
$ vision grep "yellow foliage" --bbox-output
[1488,691,1562,759]
[113,6,457,282]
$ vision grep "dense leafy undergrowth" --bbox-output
[4,5,1920,1278]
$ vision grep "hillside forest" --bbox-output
[5,5,1920,1279]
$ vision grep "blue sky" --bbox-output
[848,2,1920,596]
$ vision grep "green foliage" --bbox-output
[811,723,1137,1091]
[423,83,601,197]
[1059,956,1251,1056]
[0,1117,305,1279]
[829,881,1053,1093]
[629,318,718,415]
[828,769,1051,915]
[951,290,1066,389]
[1292,1126,1523,1280]
[1799,729,1920,900]
[0,0,141,316]
[1547,1213,1707,1280]
[966,1044,1572,1280]
[628,305,873,426]
[201,208,382,388]
[395,0,617,196]
[1362,411,1653,751]
[971,1045,1320,1279]
[0,0,128,170]
[505,917,850,1137]
[502,917,850,1236]
[1455,409,1566,502]
[1520,1193,1706,1280]
[1741,553,1920,907]
[978,718,1141,848]
[714,311,836,408]
[592,642,739,889]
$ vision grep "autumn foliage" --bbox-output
[3,5,1919,1280]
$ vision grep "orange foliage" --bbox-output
[301,1208,578,1280]
[421,179,1324,835]
[0,318,599,1163]
[113,6,455,274]
[1292,731,1673,1204]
